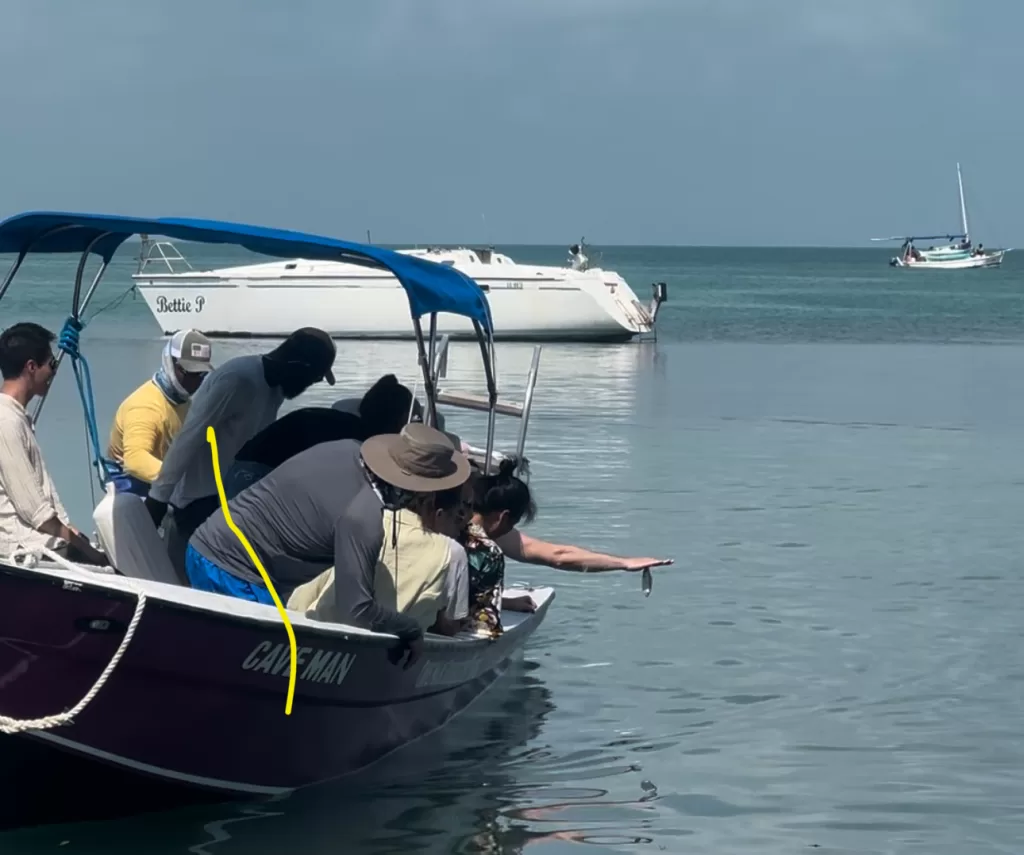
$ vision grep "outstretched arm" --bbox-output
[495,528,673,573]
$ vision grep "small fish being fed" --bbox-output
[642,566,653,597]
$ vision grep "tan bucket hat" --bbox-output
[361,422,471,492]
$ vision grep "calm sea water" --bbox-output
[2,246,1024,854]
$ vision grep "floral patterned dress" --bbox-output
[461,522,505,638]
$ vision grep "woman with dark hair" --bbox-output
[461,455,672,636]
[458,457,538,637]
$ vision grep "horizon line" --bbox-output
[107,236,963,252]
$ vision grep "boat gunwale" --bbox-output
[0,559,555,652]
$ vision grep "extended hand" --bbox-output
[621,557,673,572]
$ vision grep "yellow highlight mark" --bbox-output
[207,425,297,716]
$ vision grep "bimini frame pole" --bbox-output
[414,314,499,474]
[0,252,27,306]
[516,346,541,461]
[472,320,499,476]
[0,224,86,306]
[31,232,112,425]
[412,316,440,429]
[426,313,438,384]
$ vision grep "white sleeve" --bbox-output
[0,421,57,528]
[444,539,469,621]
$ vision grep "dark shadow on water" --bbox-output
[1,660,663,854]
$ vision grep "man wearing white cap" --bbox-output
[107,329,214,496]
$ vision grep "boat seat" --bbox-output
[92,482,180,585]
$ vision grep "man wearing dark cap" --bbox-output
[221,373,421,500]
[146,327,336,580]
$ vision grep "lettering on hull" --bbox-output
[242,641,356,687]
[155,295,206,313]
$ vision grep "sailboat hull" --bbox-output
[892,251,1006,270]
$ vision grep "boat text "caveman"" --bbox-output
[242,641,356,686]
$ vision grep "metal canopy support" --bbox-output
[412,317,440,430]
[434,344,542,472]
[0,223,91,305]
[473,321,498,476]
[516,346,542,461]
[427,313,438,386]
[430,334,450,387]
[31,231,112,425]
[0,252,27,306]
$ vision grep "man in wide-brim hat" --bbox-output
[359,422,470,496]
[185,422,471,663]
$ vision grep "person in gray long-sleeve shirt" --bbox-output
[186,423,471,646]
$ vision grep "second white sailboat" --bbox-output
[872,163,1009,269]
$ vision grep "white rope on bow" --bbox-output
[0,546,147,735]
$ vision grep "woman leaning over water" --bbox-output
[456,457,672,636]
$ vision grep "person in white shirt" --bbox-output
[0,322,106,565]
[145,327,337,580]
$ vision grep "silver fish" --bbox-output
[642,566,653,597]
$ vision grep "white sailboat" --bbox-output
[131,237,668,342]
[873,163,1009,269]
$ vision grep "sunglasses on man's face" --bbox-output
[279,358,326,378]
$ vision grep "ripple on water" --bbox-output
[8,331,1024,853]
[722,694,783,706]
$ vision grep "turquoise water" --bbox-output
[2,246,1024,853]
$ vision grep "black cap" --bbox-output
[283,327,336,385]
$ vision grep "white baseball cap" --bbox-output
[169,329,214,374]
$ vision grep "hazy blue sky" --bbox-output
[2,0,1021,246]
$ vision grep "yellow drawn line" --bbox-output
[206,425,297,716]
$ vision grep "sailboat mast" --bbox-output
[957,162,969,243]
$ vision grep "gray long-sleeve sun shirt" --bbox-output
[191,438,423,641]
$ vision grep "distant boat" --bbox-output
[872,163,1009,269]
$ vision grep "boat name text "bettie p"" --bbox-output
[155,295,206,313]
[241,641,356,686]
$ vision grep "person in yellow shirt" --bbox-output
[107,329,213,495]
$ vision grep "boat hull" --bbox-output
[893,250,1007,270]
[0,562,552,829]
[132,272,653,343]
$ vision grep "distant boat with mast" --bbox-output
[872,163,1009,269]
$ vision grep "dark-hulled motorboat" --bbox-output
[0,212,554,829]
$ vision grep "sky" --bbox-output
[1,0,1022,246]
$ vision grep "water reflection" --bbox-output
[2,657,667,854]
